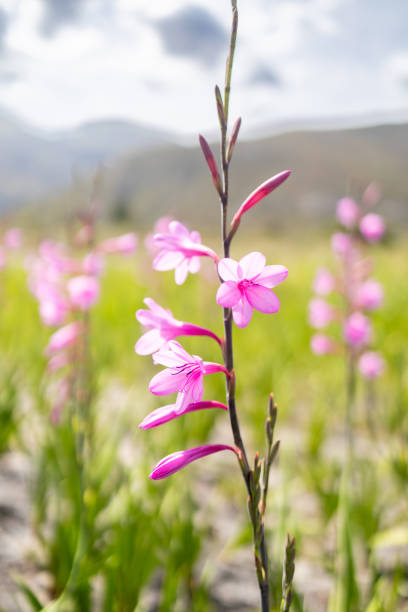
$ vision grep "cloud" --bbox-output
[248,64,281,87]
[0,7,9,51]
[39,0,86,37]
[155,4,227,66]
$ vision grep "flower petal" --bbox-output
[216,281,241,307]
[255,265,288,288]
[245,285,280,313]
[175,259,189,284]
[239,252,265,279]
[153,250,184,271]
[149,369,185,395]
[232,296,253,328]
[135,329,164,355]
[188,256,201,274]
[218,258,239,281]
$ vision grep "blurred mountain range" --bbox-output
[1,106,407,229]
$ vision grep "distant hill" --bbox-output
[0,108,173,209]
[2,108,408,229]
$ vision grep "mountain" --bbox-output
[0,109,173,209]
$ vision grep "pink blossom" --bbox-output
[4,228,23,249]
[47,352,70,373]
[150,444,236,480]
[153,221,218,285]
[67,275,100,311]
[149,341,228,413]
[344,312,372,348]
[359,213,385,243]
[140,400,227,429]
[135,298,222,355]
[312,268,334,295]
[231,171,291,227]
[310,333,336,355]
[356,279,384,311]
[336,197,360,228]
[98,233,138,254]
[331,232,353,256]
[362,183,381,207]
[308,298,333,329]
[39,291,69,327]
[216,252,288,328]
[358,351,385,379]
[45,321,82,356]
[82,252,104,276]
[144,217,173,253]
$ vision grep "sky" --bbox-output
[0,0,408,135]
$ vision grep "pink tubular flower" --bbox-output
[358,351,385,379]
[39,292,69,327]
[310,333,336,355]
[149,341,228,413]
[98,232,138,254]
[331,232,353,257]
[82,252,104,276]
[153,221,218,285]
[308,298,333,329]
[344,312,372,348]
[47,351,70,373]
[145,217,173,253]
[216,252,288,328]
[312,268,334,296]
[150,444,236,480]
[359,213,385,243]
[356,279,384,311]
[135,298,222,355]
[45,321,82,356]
[336,197,360,229]
[231,171,291,228]
[4,227,23,249]
[139,400,227,429]
[67,275,100,311]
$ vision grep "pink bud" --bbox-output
[150,444,236,480]
[98,233,137,254]
[199,134,221,192]
[331,232,352,257]
[4,228,23,249]
[356,279,383,311]
[359,214,385,243]
[231,171,291,227]
[344,312,372,348]
[312,268,334,295]
[67,275,100,311]
[45,321,82,356]
[308,298,333,329]
[358,351,385,379]
[310,333,336,355]
[336,197,360,229]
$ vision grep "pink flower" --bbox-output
[82,252,104,276]
[331,232,353,256]
[45,321,82,356]
[67,275,100,311]
[98,233,138,254]
[150,444,236,480]
[139,400,227,429]
[149,341,228,413]
[344,312,372,348]
[135,298,222,355]
[231,171,291,227]
[336,197,360,229]
[153,221,218,285]
[47,351,70,372]
[356,279,383,311]
[145,217,173,253]
[4,228,23,249]
[39,291,69,327]
[310,333,336,355]
[312,268,334,295]
[359,213,385,243]
[216,252,288,328]
[308,298,333,329]
[358,351,385,379]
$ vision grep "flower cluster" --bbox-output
[137,186,289,479]
[27,231,137,422]
[309,184,385,379]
